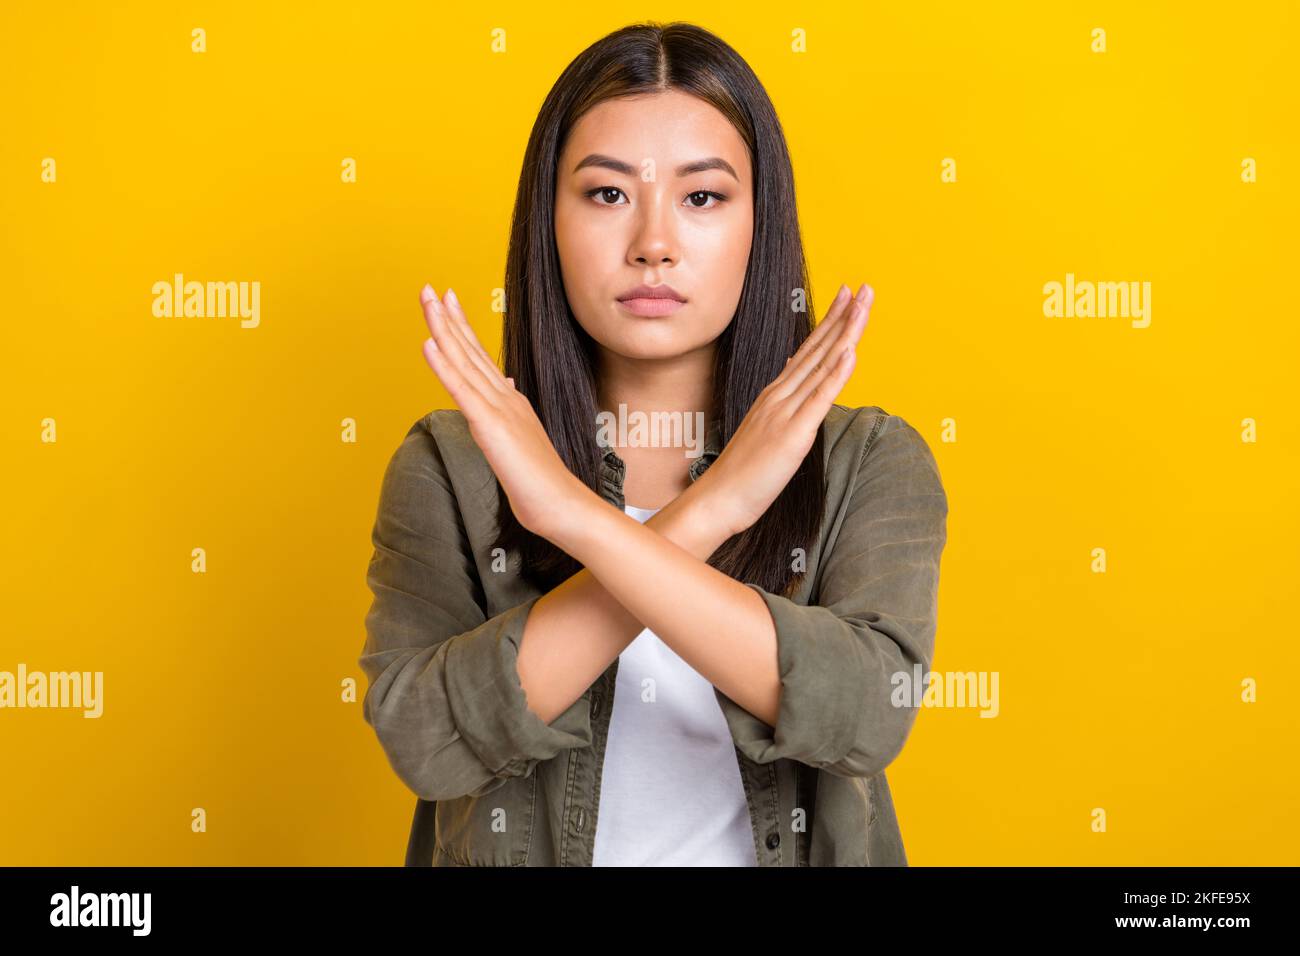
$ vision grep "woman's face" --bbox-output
[554,89,754,364]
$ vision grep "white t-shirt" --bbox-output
[591,502,758,866]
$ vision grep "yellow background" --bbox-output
[2,1,1296,865]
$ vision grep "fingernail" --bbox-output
[446,287,459,308]
[426,337,439,352]
[835,284,849,303]
[420,284,435,304]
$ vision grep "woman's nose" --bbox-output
[628,197,679,265]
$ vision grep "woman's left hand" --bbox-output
[418,284,590,542]
[693,282,874,538]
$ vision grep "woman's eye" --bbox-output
[685,190,726,209]
[584,187,728,209]
[586,186,627,206]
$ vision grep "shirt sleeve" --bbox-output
[359,414,594,802]
[713,411,949,778]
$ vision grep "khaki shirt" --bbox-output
[360,402,948,865]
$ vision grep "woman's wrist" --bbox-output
[540,468,740,563]
[682,465,753,539]
[648,478,740,559]
[533,473,609,549]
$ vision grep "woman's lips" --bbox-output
[617,297,685,317]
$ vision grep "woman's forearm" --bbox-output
[543,471,783,729]
[517,479,737,725]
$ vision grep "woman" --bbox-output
[360,21,948,866]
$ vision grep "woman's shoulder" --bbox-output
[826,403,941,474]
[383,408,489,485]
[825,402,891,449]
[415,407,471,442]
[387,408,468,459]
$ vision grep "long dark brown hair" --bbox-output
[493,20,826,598]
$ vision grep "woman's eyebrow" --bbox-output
[572,153,740,182]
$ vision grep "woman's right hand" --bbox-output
[418,284,598,543]
[693,282,874,538]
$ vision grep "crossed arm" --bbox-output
[414,281,873,737]
[515,466,781,729]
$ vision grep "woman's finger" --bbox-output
[792,344,857,426]
[424,285,506,396]
[764,286,868,403]
[766,284,850,387]
[441,288,509,393]
[444,288,496,365]
[773,284,871,402]
[422,335,491,420]
[420,286,503,406]
[785,288,871,413]
[778,283,853,374]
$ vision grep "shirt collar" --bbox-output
[595,414,723,502]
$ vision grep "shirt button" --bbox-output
[590,694,603,719]
[574,807,586,832]
[766,831,781,850]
